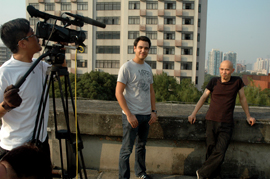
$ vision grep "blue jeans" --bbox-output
[119,114,150,179]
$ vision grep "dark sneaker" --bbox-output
[138,174,151,179]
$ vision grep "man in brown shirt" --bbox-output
[188,60,256,179]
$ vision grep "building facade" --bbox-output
[207,49,222,76]
[0,45,11,66]
[26,0,208,89]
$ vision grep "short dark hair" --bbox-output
[0,18,30,53]
[133,36,151,48]
[1,144,52,179]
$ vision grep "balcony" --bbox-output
[157,55,163,62]
[157,40,163,47]
[175,40,182,47]
[175,55,181,62]
[175,25,182,32]
[71,10,77,14]
[174,70,181,77]
[54,11,61,16]
[140,25,146,31]
[156,69,163,75]
[140,9,146,16]
[71,54,75,61]
[158,9,164,16]
[176,9,183,16]
[157,24,164,31]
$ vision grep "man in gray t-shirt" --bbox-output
[116,36,157,179]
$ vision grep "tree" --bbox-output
[153,72,178,102]
[176,78,202,103]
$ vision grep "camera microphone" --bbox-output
[65,12,106,29]
[27,5,53,20]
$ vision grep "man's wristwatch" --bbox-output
[152,110,157,114]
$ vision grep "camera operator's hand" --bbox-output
[2,85,22,111]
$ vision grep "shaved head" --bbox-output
[220,60,233,69]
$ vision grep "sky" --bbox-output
[0,0,269,64]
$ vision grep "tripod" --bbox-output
[15,47,88,179]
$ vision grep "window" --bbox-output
[181,62,192,70]
[164,17,175,25]
[182,33,193,40]
[29,3,39,9]
[61,3,71,11]
[146,31,157,39]
[77,60,87,68]
[183,2,194,9]
[163,47,175,55]
[163,62,174,69]
[198,19,201,27]
[181,48,193,55]
[96,31,120,39]
[199,4,201,13]
[164,32,175,40]
[45,3,54,11]
[30,18,39,26]
[197,48,199,56]
[96,2,121,10]
[96,46,120,54]
[197,33,200,42]
[145,61,156,69]
[149,46,157,54]
[146,17,158,24]
[196,62,199,70]
[146,2,158,9]
[182,17,194,25]
[129,16,140,24]
[97,17,120,25]
[66,60,71,67]
[96,60,119,68]
[165,2,176,9]
[128,31,139,39]
[77,2,88,10]
[129,1,140,9]
[128,46,134,54]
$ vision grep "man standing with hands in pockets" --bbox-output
[116,36,157,179]
[188,60,256,179]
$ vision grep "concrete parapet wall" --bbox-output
[48,99,270,178]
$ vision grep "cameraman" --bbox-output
[0,18,51,162]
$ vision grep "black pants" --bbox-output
[198,120,234,179]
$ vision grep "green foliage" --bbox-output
[153,72,201,103]
[49,71,117,101]
[153,72,178,102]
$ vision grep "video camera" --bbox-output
[27,5,106,47]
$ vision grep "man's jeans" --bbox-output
[119,114,150,179]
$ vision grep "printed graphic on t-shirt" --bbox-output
[138,69,151,92]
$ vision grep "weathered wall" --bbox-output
[48,99,270,178]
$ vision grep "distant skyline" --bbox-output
[0,0,269,64]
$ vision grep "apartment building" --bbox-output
[223,51,237,69]
[0,45,11,66]
[208,49,222,76]
[26,0,208,89]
